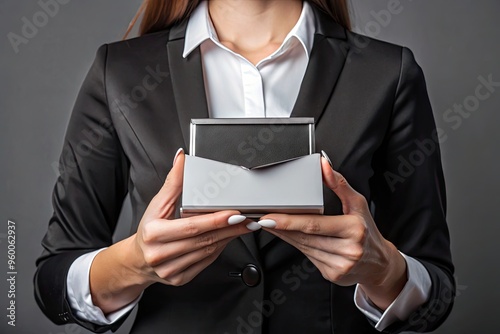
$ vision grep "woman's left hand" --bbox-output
[258,155,408,310]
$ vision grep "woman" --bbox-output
[35,0,455,333]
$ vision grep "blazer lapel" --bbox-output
[290,7,349,123]
[166,22,209,150]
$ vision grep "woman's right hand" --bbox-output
[133,149,257,286]
[90,149,257,314]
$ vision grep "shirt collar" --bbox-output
[183,1,316,59]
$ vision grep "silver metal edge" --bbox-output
[180,205,323,211]
[190,122,196,156]
[190,117,314,125]
[309,124,316,154]
[180,207,324,219]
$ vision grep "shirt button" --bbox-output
[241,264,261,287]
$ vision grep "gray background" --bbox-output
[0,0,499,333]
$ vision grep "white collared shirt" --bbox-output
[66,1,432,331]
[183,0,315,118]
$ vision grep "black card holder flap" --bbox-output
[190,118,315,169]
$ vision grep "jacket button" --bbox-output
[241,264,261,287]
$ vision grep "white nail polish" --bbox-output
[258,219,277,228]
[246,222,262,231]
[321,150,334,169]
[228,215,247,225]
[173,148,184,165]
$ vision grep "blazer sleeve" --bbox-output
[369,47,455,333]
[34,44,131,333]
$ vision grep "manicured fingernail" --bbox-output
[321,150,334,169]
[246,222,262,231]
[258,219,277,228]
[228,215,247,225]
[173,148,184,165]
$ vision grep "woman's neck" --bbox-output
[208,0,303,65]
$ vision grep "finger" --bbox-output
[145,148,186,219]
[306,255,355,284]
[143,211,251,243]
[265,230,356,277]
[164,247,226,287]
[265,229,363,261]
[153,238,232,283]
[320,151,366,214]
[269,230,364,261]
[149,224,253,261]
[259,213,361,239]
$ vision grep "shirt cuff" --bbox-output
[66,248,142,325]
[354,252,432,331]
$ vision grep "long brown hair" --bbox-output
[125,0,351,38]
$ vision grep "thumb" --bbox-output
[146,148,185,219]
[160,147,185,195]
[320,151,365,215]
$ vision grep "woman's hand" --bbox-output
[132,149,256,286]
[257,153,408,310]
[90,149,256,314]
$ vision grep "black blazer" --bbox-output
[35,5,455,334]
